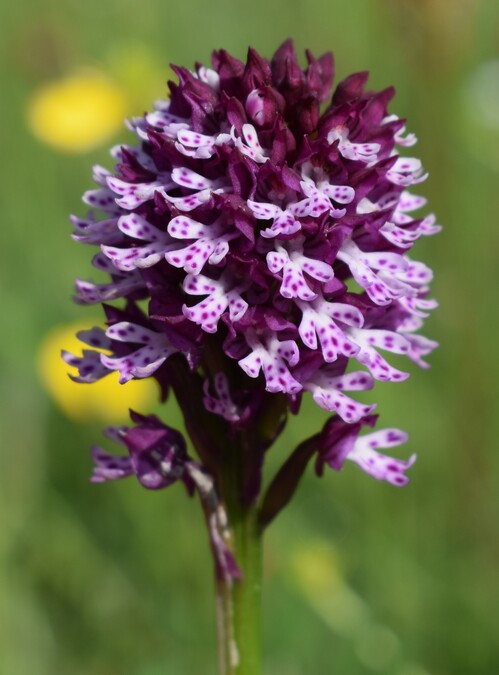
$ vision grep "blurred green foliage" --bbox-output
[1,1,499,673]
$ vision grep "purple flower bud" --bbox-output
[245,87,283,127]
[91,412,194,491]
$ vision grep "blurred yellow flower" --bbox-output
[37,322,157,421]
[27,71,128,153]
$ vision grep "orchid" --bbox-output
[67,41,438,674]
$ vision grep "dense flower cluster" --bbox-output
[68,41,438,514]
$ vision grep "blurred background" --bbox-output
[1,1,498,673]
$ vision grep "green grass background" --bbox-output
[1,1,499,673]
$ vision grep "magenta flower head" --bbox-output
[67,40,439,671]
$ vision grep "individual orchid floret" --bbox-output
[183,273,248,333]
[101,322,178,382]
[165,215,235,274]
[327,127,381,163]
[238,330,302,394]
[175,128,226,159]
[383,114,417,147]
[106,174,175,210]
[247,199,303,238]
[266,237,334,301]
[386,157,428,187]
[62,346,111,384]
[317,416,416,486]
[101,213,175,271]
[143,103,190,138]
[91,413,191,490]
[75,253,145,304]
[62,326,113,383]
[229,123,269,163]
[347,327,411,382]
[70,212,122,246]
[296,296,362,361]
[298,169,355,219]
[336,239,432,306]
[400,331,440,369]
[303,368,376,422]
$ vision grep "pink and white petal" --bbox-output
[361,251,408,273]
[203,375,240,422]
[209,239,230,265]
[324,303,364,328]
[177,129,214,147]
[398,296,438,318]
[239,349,264,379]
[299,257,334,282]
[361,428,409,450]
[299,310,319,350]
[118,213,167,242]
[362,329,412,355]
[183,273,219,296]
[241,124,268,162]
[275,339,300,367]
[280,262,317,301]
[356,347,410,383]
[183,290,229,333]
[316,317,360,361]
[101,242,167,271]
[71,215,121,245]
[398,261,433,285]
[380,222,419,248]
[75,276,144,304]
[349,430,416,485]
[83,188,120,212]
[247,200,281,220]
[171,167,214,190]
[105,322,159,344]
[289,198,312,218]
[419,214,442,236]
[329,206,347,219]
[397,192,427,212]
[262,359,302,394]
[349,446,416,485]
[266,251,287,273]
[161,188,213,212]
[100,346,166,383]
[312,387,376,423]
[92,165,112,186]
[168,216,210,239]
[227,291,248,322]
[330,371,374,392]
[166,240,214,274]
[266,212,301,238]
[403,333,439,368]
[321,184,355,204]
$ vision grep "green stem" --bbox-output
[216,455,263,674]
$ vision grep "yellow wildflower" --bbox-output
[27,71,127,153]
